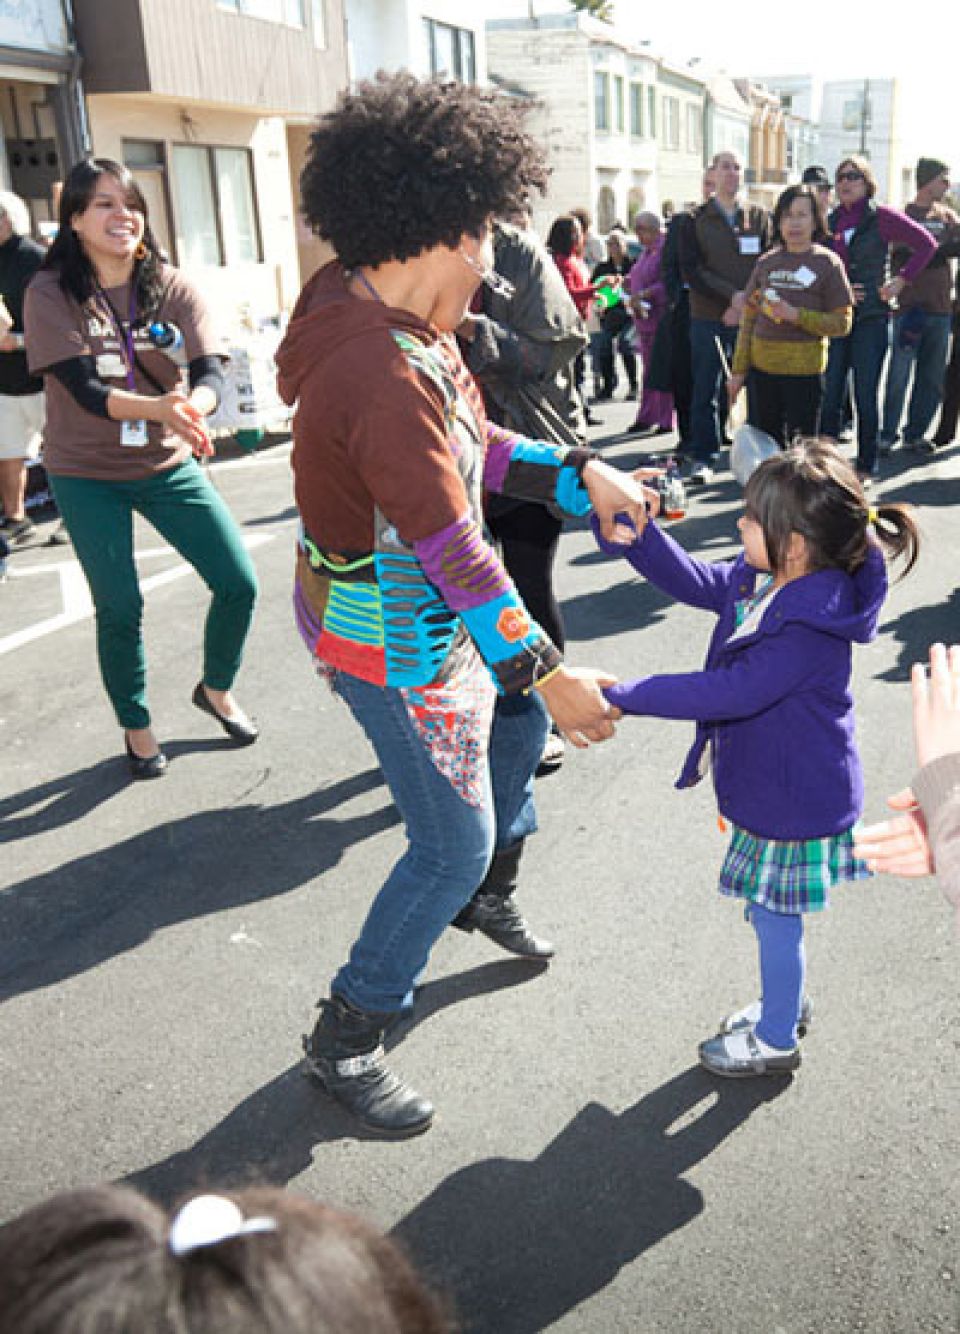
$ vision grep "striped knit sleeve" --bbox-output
[413,513,561,694]
[484,422,595,517]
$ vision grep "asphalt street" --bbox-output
[1,401,959,1333]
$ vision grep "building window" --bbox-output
[171,144,262,268]
[310,0,325,46]
[122,139,175,262]
[423,18,475,83]
[218,0,305,22]
[594,71,610,132]
[685,104,702,154]
[613,75,625,133]
[647,85,656,139]
[629,82,644,137]
[661,95,680,150]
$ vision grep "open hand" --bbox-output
[853,788,933,877]
[913,643,960,767]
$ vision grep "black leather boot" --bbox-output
[302,994,434,1138]
[451,841,554,959]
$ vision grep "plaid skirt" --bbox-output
[718,824,872,914]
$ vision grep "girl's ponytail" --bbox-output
[871,502,920,577]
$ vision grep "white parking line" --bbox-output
[0,533,275,657]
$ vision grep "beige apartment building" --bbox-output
[71,0,348,326]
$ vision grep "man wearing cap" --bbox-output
[802,165,831,218]
[880,157,960,455]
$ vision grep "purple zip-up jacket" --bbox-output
[596,520,888,840]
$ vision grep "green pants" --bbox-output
[51,458,258,730]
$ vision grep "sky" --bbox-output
[483,0,957,168]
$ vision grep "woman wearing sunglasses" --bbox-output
[821,155,936,483]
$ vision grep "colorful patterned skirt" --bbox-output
[718,824,872,914]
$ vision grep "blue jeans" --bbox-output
[329,668,548,1013]
[881,311,952,446]
[689,319,736,463]
[822,318,890,473]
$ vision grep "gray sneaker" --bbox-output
[699,1028,801,1078]
[6,517,35,544]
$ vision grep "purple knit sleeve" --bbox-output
[877,206,937,282]
[413,513,511,612]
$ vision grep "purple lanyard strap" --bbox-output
[97,285,139,391]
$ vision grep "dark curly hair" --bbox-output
[300,72,550,267]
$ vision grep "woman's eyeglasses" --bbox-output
[459,247,516,300]
[836,171,864,183]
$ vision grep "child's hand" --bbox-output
[853,788,933,877]
[632,466,663,523]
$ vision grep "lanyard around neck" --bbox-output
[96,283,139,390]
[349,267,385,304]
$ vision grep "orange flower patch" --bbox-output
[497,606,531,643]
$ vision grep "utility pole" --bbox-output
[858,77,871,157]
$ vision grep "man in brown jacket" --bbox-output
[683,150,772,483]
[880,157,960,455]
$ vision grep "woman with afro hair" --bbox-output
[277,72,649,1137]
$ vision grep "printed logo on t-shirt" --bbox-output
[766,266,817,291]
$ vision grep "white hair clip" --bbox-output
[168,1194,278,1257]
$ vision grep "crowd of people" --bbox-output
[538,150,958,489]
[3,70,960,1331]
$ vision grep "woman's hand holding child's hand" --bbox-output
[582,459,651,543]
[536,666,620,748]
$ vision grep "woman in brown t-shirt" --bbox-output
[729,184,853,448]
[24,159,258,778]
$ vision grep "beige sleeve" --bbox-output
[912,755,960,923]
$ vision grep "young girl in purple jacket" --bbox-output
[597,441,920,1078]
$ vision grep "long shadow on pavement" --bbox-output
[876,584,960,683]
[122,960,548,1205]
[0,738,233,843]
[562,502,741,644]
[394,1066,790,1334]
[0,767,397,1004]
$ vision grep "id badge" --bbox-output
[121,419,149,448]
[738,235,760,256]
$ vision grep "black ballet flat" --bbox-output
[124,735,167,780]
[192,681,259,746]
